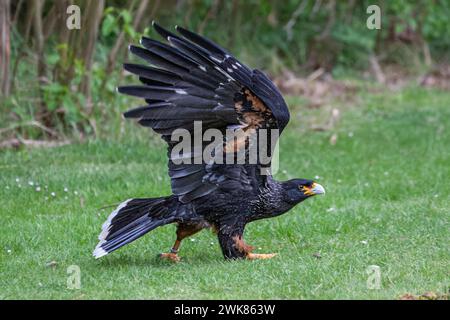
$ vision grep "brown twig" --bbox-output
[283,0,308,41]
[0,138,71,149]
[97,203,120,211]
[198,0,220,34]
[0,120,61,138]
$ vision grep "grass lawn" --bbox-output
[1,85,449,299]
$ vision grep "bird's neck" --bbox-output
[249,178,294,220]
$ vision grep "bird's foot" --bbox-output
[159,252,181,263]
[246,253,277,260]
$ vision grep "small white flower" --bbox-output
[28,181,34,186]
[6,186,10,190]
[210,242,214,245]
[314,175,321,180]
[18,184,22,188]
[64,187,69,192]
[15,178,20,183]
[7,249,12,254]
[64,196,68,200]
[434,194,439,198]
[360,240,368,245]
[326,207,336,212]
[190,238,196,242]
[74,191,79,196]
[36,187,41,192]
[51,192,56,197]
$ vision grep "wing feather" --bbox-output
[119,23,291,203]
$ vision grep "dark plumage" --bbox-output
[93,23,325,261]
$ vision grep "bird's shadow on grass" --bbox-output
[94,252,225,268]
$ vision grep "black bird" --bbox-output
[93,23,325,261]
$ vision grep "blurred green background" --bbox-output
[0,0,449,142]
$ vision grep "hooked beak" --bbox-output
[304,182,326,196]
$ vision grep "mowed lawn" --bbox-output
[0,86,449,299]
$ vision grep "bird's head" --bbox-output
[282,179,325,204]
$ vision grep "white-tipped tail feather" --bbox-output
[92,196,177,259]
[93,246,108,259]
[93,199,132,259]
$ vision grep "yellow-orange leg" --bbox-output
[159,223,204,263]
[159,238,182,262]
[232,235,277,260]
[246,253,278,260]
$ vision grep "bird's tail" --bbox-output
[93,196,179,259]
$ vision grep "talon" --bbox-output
[159,252,181,262]
[246,253,277,260]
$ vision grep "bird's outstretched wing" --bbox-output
[119,23,290,203]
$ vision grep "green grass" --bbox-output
[1,86,449,299]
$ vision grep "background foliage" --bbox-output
[0,0,449,142]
